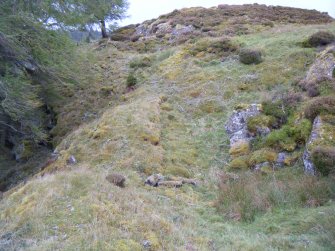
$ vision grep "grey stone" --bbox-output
[256,126,271,137]
[66,155,77,165]
[303,116,322,175]
[145,173,164,187]
[304,45,335,84]
[254,162,270,170]
[276,152,288,167]
[172,24,195,36]
[142,240,151,249]
[225,104,261,146]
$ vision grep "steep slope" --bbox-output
[1,5,335,251]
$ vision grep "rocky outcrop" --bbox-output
[303,116,322,175]
[304,45,335,84]
[111,5,333,45]
[134,21,195,41]
[225,104,261,146]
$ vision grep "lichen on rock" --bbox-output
[225,104,261,146]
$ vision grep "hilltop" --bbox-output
[1,4,335,250]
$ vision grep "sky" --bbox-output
[120,0,335,26]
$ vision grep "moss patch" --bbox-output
[229,156,249,170]
[229,141,250,157]
[247,115,274,134]
[249,148,277,166]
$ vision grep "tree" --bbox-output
[1,0,129,38]
[53,0,129,38]
[85,0,129,38]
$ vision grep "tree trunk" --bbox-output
[100,20,108,38]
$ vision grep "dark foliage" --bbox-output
[304,96,335,120]
[312,147,335,176]
[303,31,335,47]
[126,73,137,87]
[239,49,262,65]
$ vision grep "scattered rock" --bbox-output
[106,173,126,188]
[254,162,270,170]
[276,152,288,167]
[181,178,198,186]
[172,24,195,36]
[157,180,183,188]
[256,126,271,137]
[303,116,322,175]
[142,240,151,249]
[66,155,77,165]
[145,173,164,187]
[145,174,198,188]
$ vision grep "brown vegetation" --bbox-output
[311,147,335,176]
[304,96,335,120]
[217,171,334,222]
[303,31,335,47]
[239,49,262,65]
[106,173,126,188]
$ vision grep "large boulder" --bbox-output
[304,45,335,84]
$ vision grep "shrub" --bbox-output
[282,92,303,106]
[129,56,152,69]
[265,119,312,151]
[303,31,335,47]
[189,37,239,57]
[126,73,137,87]
[304,96,335,121]
[262,100,288,127]
[239,49,262,65]
[265,127,296,151]
[311,146,335,176]
[307,84,320,97]
[299,79,334,97]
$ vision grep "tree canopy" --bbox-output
[1,0,129,37]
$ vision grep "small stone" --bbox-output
[142,240,151,249]
[145,173,164,187]
[276,152,288,167]
[66,155,77,165]
[254,162,270,170]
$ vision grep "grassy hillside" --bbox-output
[1,5,335,251]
